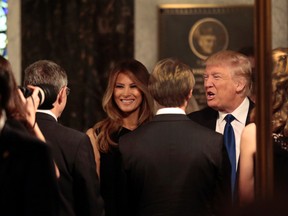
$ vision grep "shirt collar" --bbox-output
[218,97,250,124]
[156,107,186,115]
[37,109,58,121]
[0,110,6,133]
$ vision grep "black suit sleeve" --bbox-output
[213,135,232,215]
[74,135,104,216]
[188,107,218,130]
[25,143,61,216]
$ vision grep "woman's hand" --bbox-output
[18,85,46,142]
[18,85,43,127]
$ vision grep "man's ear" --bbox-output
[235,79,246,93]
[187,89,193,100]
[57,87,66,104]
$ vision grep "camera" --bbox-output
[19,84,57,109]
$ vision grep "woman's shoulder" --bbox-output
[241,123,257,152]
[242,123,256,138]
[244,122,256,130]
[86,127,96,136]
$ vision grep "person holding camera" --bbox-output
[23,60,104,216]
[0,56,46,141]
[0,56,60,216]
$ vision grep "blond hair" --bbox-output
[206,50,252,96]
[149,58,195,107]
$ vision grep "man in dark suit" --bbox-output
[119,58,231,216]
[23,60,104,216]
[188,50,254,198]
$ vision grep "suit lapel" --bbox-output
[202,107,218,130]
[208,109,218,130]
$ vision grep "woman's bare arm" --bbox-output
[239,123,257,205]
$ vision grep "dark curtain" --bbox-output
[21,0,134,131]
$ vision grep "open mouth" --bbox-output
[206,91,215,100]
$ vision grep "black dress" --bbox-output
[273,133,288,199]
[99,127,131,216]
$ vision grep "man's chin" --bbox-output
[207,101,218,110]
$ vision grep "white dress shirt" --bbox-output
[216,97,250,168]
[156,107,186,115]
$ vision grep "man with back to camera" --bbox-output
[23,60,104,216]
[188,50,255,199]
[119,58,231,216]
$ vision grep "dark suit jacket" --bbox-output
[188,99,255,204]
[0,119,60,216]
[187,99,255,130]
[119,114,231,216]
[36,113,104,216]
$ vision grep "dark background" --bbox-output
[21,0,134,131]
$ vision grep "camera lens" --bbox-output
[37,84,57,109]
[19,84,57,109]
[19,86,33,98]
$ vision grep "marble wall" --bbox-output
[7,0,21,84]
[272,0,288,48]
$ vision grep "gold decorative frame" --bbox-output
[188,17,229,60]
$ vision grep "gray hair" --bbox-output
[24,60,68,93]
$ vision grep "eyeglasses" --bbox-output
[66,87,71,96]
